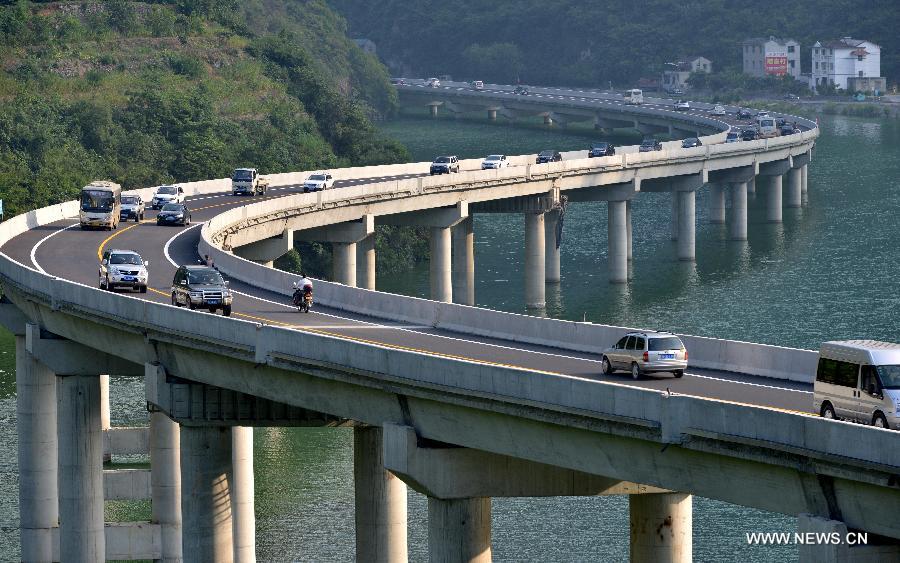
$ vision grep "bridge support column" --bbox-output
[151,411,183,563]
[181,426,234,563]
[430,227,452,302]
[708,184,726,224]
[333,242,357,287]
[747,176,756,196]
[543,114,552,126]
[797,514,900,563]
[232,427,256,563]
[525,212,546,307]
[428,497,492,563]
[358,234,376,290]
[626,201,633,261]
[57,374,105,562]
[630,492,692,563]
[729,182,748,241]
[16,334,58,563]
[545,209,561,282]
[786,168,802,208]
[100,374,111,462]
[430,105,438,118]
[801,165,808,204]
[766,176,783,223]
[487,109,497,121]
[354,426,408,563]
[677,191,696,261]
[452,217,475,306]
[670,193,679,240]
[608,200,628,283]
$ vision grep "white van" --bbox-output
[624,89,643,105]
[813,340,900,429]
[80,181,121,230]
[756,116,778,138]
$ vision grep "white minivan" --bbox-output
[813,340,900,429]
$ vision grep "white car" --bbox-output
[710,104,726,116]
[426,77,441,88]
[303,172,335,193]
[151,185,184,209]
[99,248,148,293]
[471,80,484,90]
[674,100,691,111]
[481,154,508,169]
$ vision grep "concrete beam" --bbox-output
[232,229,293,263]
[384,424,666,498]
[106,426,150,456]
[104,469,152,500]
[25,323,142,376]
[565,180,639,203]
[378,202,468,229]
[636,123,668,136]
[0,299,28,335]
[295,215,374,244]
[792,152,811,169]
[708,164,757,185]
[759,158,792,177]
[641,172,707,193]
[106,522,163,561]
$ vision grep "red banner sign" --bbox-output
[765,55,788,76]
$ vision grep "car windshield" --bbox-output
[187,270,224,285]
[121,196,138,205]
[685,138,699,143]
[876,365,900,389]
[485,155,502,161]
[591,143,608,149]
[233,170,252,180]
[649,337,684,351]
[110,253,142,265]
[434,157,450,163]
[539,151,554,156]
[641,140,655,145]
[157,186,177,195]
[81,190,114,212]
[161,204,182,212]
[309,174,327,181]
[760,119,775,127]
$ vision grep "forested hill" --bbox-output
[327,0,899,87]
[0,1,408,217]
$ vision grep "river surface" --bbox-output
[1,113,898,561]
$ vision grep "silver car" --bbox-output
[601,331,688,379]
[100,249,148,293]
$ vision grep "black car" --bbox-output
[536,150,562,164]
[741,128,758,141]
[588,142,616,157]
[390,78,406,86]
[639,138,663,152]
[681,137,702,148]
[156,202,191,226]
[780,125,798,136]
[736,108,753,120]
[514,85,529,95]
[171,265,232,316]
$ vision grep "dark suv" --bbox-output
[588,142,615,157]
[536,150,562,164]
[171,265,233,316]
[741,128,758,141]
[514,85,529,95]
[430,156,459,175]
[639,138,663,152]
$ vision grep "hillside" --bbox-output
[0,0,408,217]
[327,0,899,89]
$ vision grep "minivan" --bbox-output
[813,340,900,429]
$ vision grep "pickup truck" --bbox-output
[232,168,269,196]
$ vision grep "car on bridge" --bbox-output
[725,130,742,143]
[535,150,562,164]
[470,80,484,90]
[171,264,232,316]
[151,185,184,209]
[588,142,615,157]
[741,128,758,141]
[430,155,459,175]
[601,331,687,380]
[639,138,663,152]
[99,249,148,293]
[120,194,145,223]
[710,104,727,116]
[736,108,753,120]
[513,85,529,95]
[303,172,335,192]
[390,78,406,86]
[481,154,508,169]
[156,202,191,226]
[426,77,441,88]
[780,124,799,136]
[681,137,702,148]
[674,100,691,111]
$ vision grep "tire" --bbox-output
[105,276,112,291]
[171,293,180,307]
[188,300,196,310]
[601,356,613,375]
[873,412,889,429]
[140,285,147,294]
[223,305,232,317]
[631,363,641,380]
[674,370,684,378]
[820,402,836,419]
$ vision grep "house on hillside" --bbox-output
[811,38,885,93]
[742,37,801,80]
[661,57,711,93]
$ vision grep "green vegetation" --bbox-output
[328,0,899,89]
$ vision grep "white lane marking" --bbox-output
[31,223,79,273]
[688,372,812,393]
[163,223,202,266]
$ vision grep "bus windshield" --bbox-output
[81,190,114,212]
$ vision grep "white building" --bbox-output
[742,37,801,80]
[811,38,883,92]
[661,56,712,92]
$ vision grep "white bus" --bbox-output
[624,89,644,105]
[80,181,122,231]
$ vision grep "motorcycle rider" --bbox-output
[297,273,313,294]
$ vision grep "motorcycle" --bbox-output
[292,282,313,313]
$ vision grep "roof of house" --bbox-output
[742,36,798,46]
[817,38,881,50]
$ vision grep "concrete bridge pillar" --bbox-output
[150,411,183,563]
[333,242,357,287]
[786,168,802,208]
[543,114,553,126]
[181,426,234,563]
[747,176,756,196]
[16,334,58,563]
[630,492,692,563]
[544,208,561,283]
[525,212,546,307]
[708,184,726,224]
[100,374,111,462]
[354,426,408,563]
[428,497,492,563]
[670,193,679,240]
[608,200,628,283]
[487,109,497,121]
[358,234,376,290]
[766,176,783,223]
[431,227,453,302]
[801,164,808,203]
[729,182,748,241]
[626,201,633,261]
[452,217,475,306]
[677,191,696,261]
[429,104,439,118]
[232,427,256,563]
[57,374,105,562]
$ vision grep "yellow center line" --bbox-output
[96,223,144,261]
